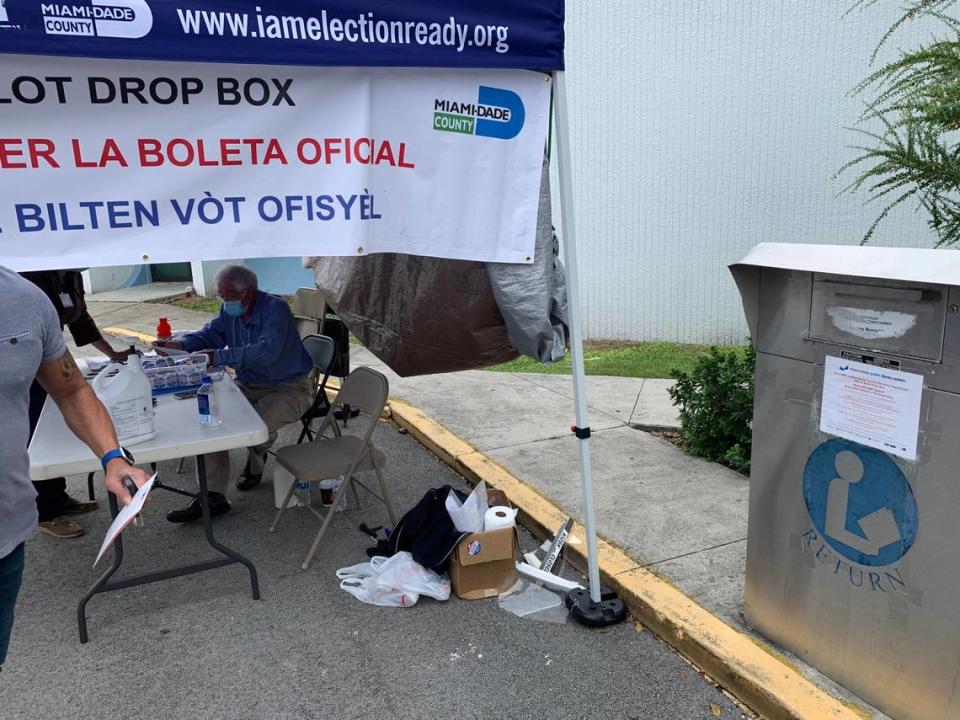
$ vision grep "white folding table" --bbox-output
[28,362,269,643]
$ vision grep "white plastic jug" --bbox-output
[91,354,156,446]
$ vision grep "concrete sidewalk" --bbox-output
[347,347,747,624]
[87,281,193,303]
[83,301,883,718]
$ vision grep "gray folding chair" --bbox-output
[298,334,339,443]
[292,287,326,339]
[270,367,396,570]
[266,334,341,465]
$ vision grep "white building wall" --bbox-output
[81,265,146,294]
[191,259,242,297]
[557,2,944,344]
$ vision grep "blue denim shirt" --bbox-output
[181,291,312,384]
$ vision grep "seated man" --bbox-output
[154,265,313,522]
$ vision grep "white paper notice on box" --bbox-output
[820,356,924,460]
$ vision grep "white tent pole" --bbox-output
[552,69,601,604]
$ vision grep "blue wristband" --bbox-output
[101,448,130,470]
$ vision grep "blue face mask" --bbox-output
[222,299,245,317]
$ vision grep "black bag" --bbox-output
[320,316,351,379]
[370,486,467,573]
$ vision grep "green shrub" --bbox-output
[667,344,756,475]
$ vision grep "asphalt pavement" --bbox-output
[3,418,744,719]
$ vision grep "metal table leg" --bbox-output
[195,455,260,601]
[76,456,260,643]
[77,492,123,644]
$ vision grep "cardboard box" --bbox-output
[449,490,518,600]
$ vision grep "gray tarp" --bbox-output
[304,156,568,377]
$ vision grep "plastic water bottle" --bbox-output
[297,480,311,505]
[197,375,222,426]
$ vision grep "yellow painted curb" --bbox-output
[387,399,475,467]
[385,395,871,720]
[102,326,157,345]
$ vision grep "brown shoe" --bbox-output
[235,472,262,491]
[63,496,98,515]
[38,516,85,539]
[235,453,267,491]
[166,494,231,523]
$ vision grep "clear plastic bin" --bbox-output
[142,356,176,371]
[145,367,179,390]
[170,353,209,386]
[175,353,209,367]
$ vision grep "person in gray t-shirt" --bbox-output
[0,265,150,670]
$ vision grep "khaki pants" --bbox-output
[202,377,313,495]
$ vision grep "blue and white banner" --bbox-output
[0,55,552,270]
[0,0,564,70]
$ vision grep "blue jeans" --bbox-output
[0,543,25,671]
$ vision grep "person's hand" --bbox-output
[203,350,216,365]
[103,460,151,506]
[109,347,140,362]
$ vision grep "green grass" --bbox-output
[163,295,223,314]
[485,342,729,379]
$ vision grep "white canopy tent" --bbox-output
[0,0,620,621]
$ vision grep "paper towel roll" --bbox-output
[484,506,518,531]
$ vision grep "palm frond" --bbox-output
[844,1,960,246]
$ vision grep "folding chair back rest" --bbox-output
[293,287,326,338]
[293,287,324,318]
[297,335,338,442]
[334,367,389,422]
[302,334,336,375]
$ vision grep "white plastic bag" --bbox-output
[445,481,489,533]
[336,551,451,608]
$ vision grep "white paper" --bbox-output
[94,473,158,566]
[445,481,489,533]
[820,357,923,460]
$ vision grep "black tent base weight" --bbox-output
[566,585,627,627]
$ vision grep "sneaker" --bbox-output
[63,496,98,515]
[166,494,231,523]
[38,516,85,538]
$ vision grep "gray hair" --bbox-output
[215,264,258,292]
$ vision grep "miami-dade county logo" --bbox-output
[40,0,152,38]
[0,0,20,27]
[801,438,918,592]
[433,86,525,140]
